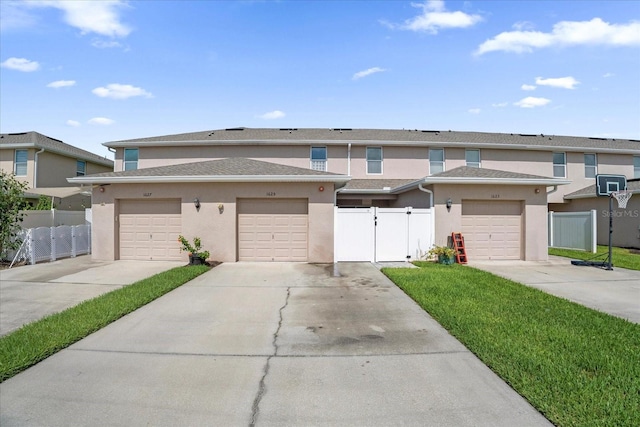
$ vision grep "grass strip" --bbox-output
[549,246,640,271]
[0,264,210,382]
[383,263,640,427]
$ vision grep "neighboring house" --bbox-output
[69,128,640,263]
[0,131,114,210]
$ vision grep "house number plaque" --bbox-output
[143,193,152,197]
[266,192,276,197]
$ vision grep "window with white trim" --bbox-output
[366,147,382,174]
[584,153,597,178]
[465,149,480,168]
[124,148,138,171]
[429,148,444,175]
[310,147,327,171]
[553,152,566,178]
[14,150,27,176]
[76,160,86,176]
[634,155,640,179]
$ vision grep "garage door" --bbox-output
[461,200,522,260]
[119,199,182,261]
[238,199,308,262]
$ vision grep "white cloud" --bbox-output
[92,83,152,99]
[476,18,640,55]
[535,76,580,89]
[66,119,80,127]
[1,57,40,72]
[492,102,509,108]
[27,0,131,38]
[352,67,386,80]
[88,117,115,125]
[91,39,123,48]
[258,110,286,120]
[384,0,482,34]
[468,108,481,114]
[521,84,536,91]
[514,97,551,108]
[0,1,38,31]
[603,72,615,78]
[512,21,535,31]
[47,79,76,88]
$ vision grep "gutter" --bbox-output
[420,177,571,186]
[68,175,351,185]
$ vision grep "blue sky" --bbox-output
[1,0,639,158]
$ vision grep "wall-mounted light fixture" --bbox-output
[99,186,105,193]
[535,188,541,194]
[218,203,224,214]
[446,198,452,212]
[194,198,201,211]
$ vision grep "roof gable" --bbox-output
[68,157,349,184]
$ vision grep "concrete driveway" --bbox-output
[470,255,640,324]
[0,262,550,426]
[0,256,184,336]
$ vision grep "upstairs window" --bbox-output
[76,160,86,176]
[14,150,27,176]
[310,147,327,171]
[429,148,444,175]
[124,148,138,171]
[366,147,382,174]
[553,152,566,178]
[465,149,481,168]
[584,154,597,178]
[634,156,640,179]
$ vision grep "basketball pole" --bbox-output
[607,195,613,270]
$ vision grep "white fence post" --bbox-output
[590,209,597,253]
[50,227,56,261]
[548,211,554,247]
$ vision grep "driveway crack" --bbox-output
[249,286,290,427]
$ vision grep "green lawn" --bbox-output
[0,264,210,382]
[549,246,640,271]
[383,263,640,427]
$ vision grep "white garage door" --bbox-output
[119,199,182,261]
[461,200,522,260]
[238,199,308,262]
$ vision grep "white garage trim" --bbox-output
[237,198,308,262]
[118,199,182,261]
[461,200,523,260]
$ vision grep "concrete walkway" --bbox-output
[0,256,185,336]
[0,262,550,426]
[470,255,640,324]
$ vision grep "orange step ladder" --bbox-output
[451,232,468,264]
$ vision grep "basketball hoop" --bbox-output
[612,190,632,209]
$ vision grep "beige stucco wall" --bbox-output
[91,181,336,263]
[550,197,640,249]
[0,148,35,186]
[431,184,549,261]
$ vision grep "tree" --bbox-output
[0,170,28,260]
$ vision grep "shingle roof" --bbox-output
[69,157,349,184]
[104,127,640,153]
[564,179,640,199]
[0,131,113,166]
[430,166,555,180]
[342,179,417,191]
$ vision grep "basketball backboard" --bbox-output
[596,174,627,196]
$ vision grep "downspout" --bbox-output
[34,147,45,188]
[547,185,558,195]
[419,183,435,249]
[347,143,351,176]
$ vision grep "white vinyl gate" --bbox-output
[334,207,434,262]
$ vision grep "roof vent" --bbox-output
[588,137,607,141]
[279,128,298,131]
[519,134,537,137]
[208,132,215,136]
[629,139,640,143]
[421,130,440,134]
[331,128,352,131]
[225,127,245,131]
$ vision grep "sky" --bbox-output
[1,0,639,159]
